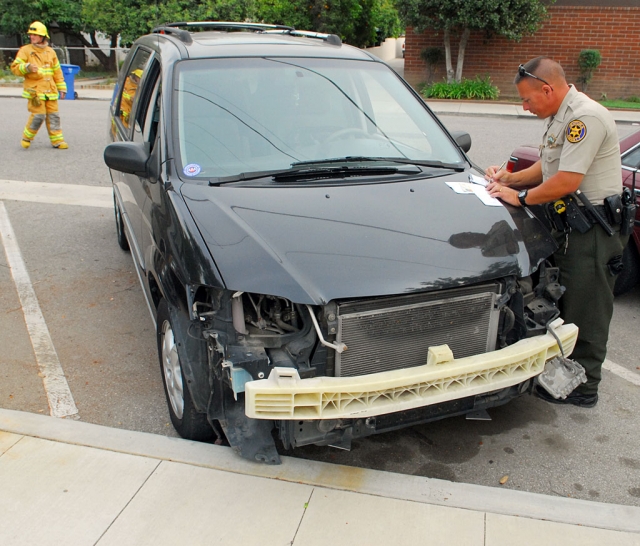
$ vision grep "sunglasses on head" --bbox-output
[518,64,553,89]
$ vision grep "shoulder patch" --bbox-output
[566,119,587,143]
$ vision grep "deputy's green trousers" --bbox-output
[552,227,628,395]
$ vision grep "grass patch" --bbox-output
[600,97,640,110]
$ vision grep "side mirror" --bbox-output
[450,130,472,153]
[104,141,150,176]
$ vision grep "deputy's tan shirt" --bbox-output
[540,85,621,205]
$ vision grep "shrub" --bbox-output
[420,47,444,84]
[420,46,444,66]
[577,49,602,92]
[421,76,500,100]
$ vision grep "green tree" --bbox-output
[1,0,401,70]
[0,0,82,38]
[83,0,388,50]
[257,0,312,30]
[259,0,398,47]
[0,0,119,69]
[396,0,552,83]
[373,0,403,41]
[82,0,257,64]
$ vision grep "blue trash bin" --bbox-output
[59,64,81,100]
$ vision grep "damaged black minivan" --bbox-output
[104,22,578,464]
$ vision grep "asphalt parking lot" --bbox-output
[1,95,639,507]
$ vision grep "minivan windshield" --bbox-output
[174,57,465,180]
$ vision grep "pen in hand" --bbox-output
[490,160,507,182]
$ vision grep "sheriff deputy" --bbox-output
[485,56,628,408]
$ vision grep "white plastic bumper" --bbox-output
[244,321,578,420]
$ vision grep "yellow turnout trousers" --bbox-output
[23,98,65,146]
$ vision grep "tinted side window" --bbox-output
[116,48,151,136]
[132,60,160,143]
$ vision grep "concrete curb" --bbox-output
[1,408,639,534]
[0,86,113,101]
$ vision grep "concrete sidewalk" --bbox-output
[1,408,639,546]
[2,84,640,123]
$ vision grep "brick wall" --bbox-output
[404,6,640,99]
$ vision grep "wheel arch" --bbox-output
[155,265,212,413]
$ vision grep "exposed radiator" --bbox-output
[335,284,501,377]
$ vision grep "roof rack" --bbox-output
[264,29,342,46]
[151,26,193,44]
[168,21,294,32]
[151,21,341,46]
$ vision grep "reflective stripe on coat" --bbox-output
[11,44,67,101]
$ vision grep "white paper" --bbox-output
[446,181,503,207]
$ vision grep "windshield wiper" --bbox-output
[272,164,420,182]
[209,163,421,185]
[209,169,292,185]
[291,156,386,167]
[291,156,466,172]
[207,156,453,185]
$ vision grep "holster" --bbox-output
[564,197,592,233]
[607,254,625,276]
[545,201,568,232]
[547,196,591,233]
[604,194,623,226]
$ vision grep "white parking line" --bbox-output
[0,179,112,208]
[604,359,640,387]
[0,201,79,419]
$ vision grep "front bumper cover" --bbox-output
[244,321,578,420]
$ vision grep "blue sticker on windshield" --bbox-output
[183,163,201,176]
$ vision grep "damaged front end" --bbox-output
[187,262,577,464]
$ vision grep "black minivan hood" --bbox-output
[181,175,556,304]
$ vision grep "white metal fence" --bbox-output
[1,46,129,76]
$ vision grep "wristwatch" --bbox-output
[518,189,529,207]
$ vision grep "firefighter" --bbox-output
[10,21,69,149]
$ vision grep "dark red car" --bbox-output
[507,129,640,295]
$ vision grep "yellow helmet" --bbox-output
[131,69,143,78]
[28,21,49,39]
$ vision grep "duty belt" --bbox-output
[546,194,616,236]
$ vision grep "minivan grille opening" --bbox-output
[335,285,500,378]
